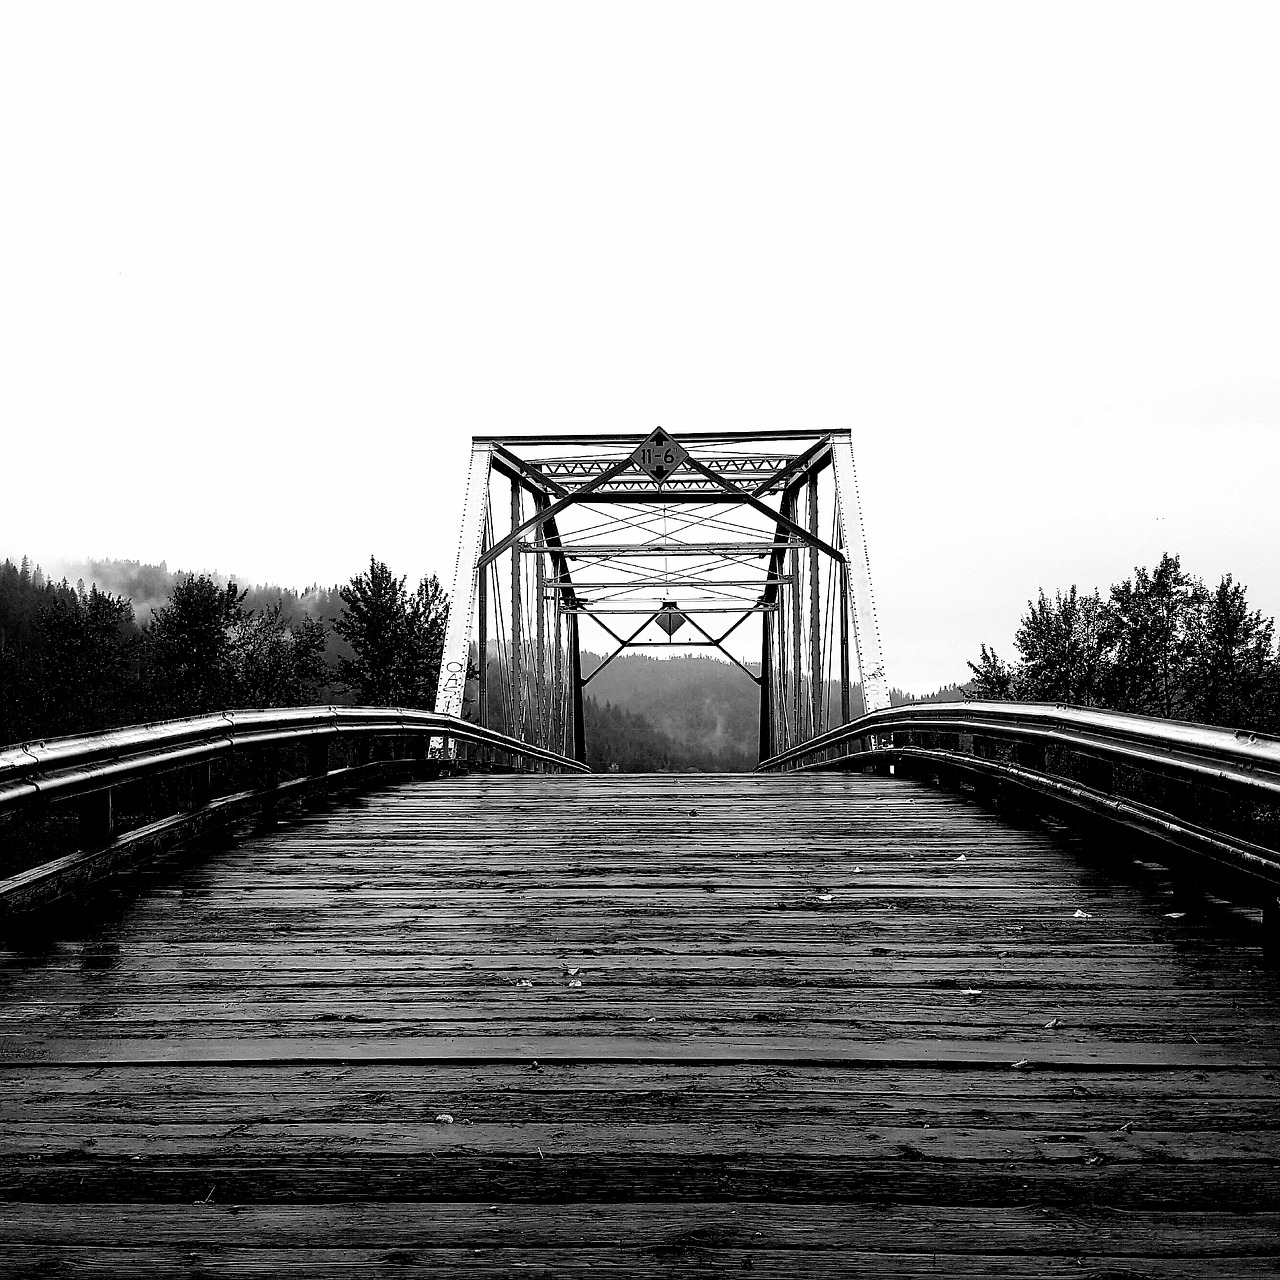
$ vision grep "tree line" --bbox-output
[967,552,1280,732]
[0,556,448,746]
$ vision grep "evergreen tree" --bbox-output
[408,573,449,705]
[1184,575,1276,730]
[1104,553,1204,717]
[26,586,139,735]
[965,552,1280,733]
[335,558,449,708]
[1012,586,1111,706]
[145,576,248,716]
[966,644,1019,700]
[228,604,330,708]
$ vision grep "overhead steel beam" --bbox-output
[564,605,776,615]
[554,492,757,503]
[478,453,637,570]
[750,436,834,496]
[527,542,797,557]
[679,454,845,564]
[491,444,569,500]
[474,429,847,446]
[544,579,786,590]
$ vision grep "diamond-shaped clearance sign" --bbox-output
[630,427,689,484]
[656,604,686,636]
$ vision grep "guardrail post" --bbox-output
[192,762,213,809]
[78,789,114,847]
[307,738,330,780]
[1265,897,1280,968]
[260,745,281,821]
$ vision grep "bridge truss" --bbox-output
[434,429,889,763]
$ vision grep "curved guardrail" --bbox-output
[758,701,1280,908]
[0,707,587,917]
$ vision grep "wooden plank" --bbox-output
[3,1120,1279,1166]
[3,1244,1279,1279]
[4,1201,1279,1256]
[3,1159,1279,1212]
[3,1035,1274,1069]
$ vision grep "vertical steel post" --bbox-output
[569,610,586,765]
[510,478,522,740]
[553,587,564,754]
[477,534,488,730]
[535,503,547,747]
[830,435,890,711]
[808,474,822,738]
[785,488,804,745]
[758,612,773,762]
[433,440,493,748]
[839,562,852,723]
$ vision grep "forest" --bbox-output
[0,556,447,745]
[967,552,1280,732]
[8,547,1270,770]
[2,553,967,771]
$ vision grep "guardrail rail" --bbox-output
[0,707,588,918]
[758,700,1280,951]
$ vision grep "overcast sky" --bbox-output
[3,3,1277,692]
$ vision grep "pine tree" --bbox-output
[335,559,411,705]
[1010,586,1111,706]
[1184,575,1277,730]
[1105,553,1204,717]
[145,576,248,716]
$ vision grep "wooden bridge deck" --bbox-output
[2,772,1279,1276]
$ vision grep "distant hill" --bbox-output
[35,556,357,696]
[43,557,342,624]
[581,651,967,771]
[583,652,758,768]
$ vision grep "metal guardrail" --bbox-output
[0,707,587,917]
[758,701,1280,906]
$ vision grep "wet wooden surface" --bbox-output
[2,771,1278,1276]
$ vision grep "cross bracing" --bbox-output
[435,429,890,763]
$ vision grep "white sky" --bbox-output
[2,3,1278,692]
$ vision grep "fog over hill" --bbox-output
[43,557,339,626]
[582,651,965,773]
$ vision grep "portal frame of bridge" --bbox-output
[434,429,890,765]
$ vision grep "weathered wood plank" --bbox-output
[3,1244,1279,1279]
[5,1201,1280,1256]
[3,1035,1274,1068]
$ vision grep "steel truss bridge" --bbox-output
[1,429,1279,1275]
[433,428,889,763]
